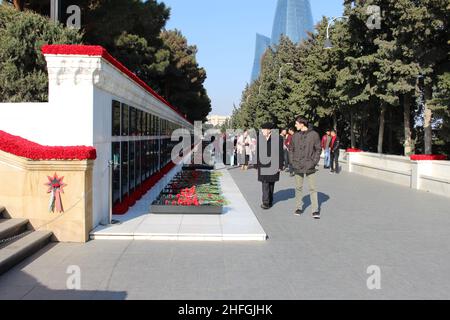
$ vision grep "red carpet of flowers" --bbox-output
[410,155,448,161]
[112,162,176,215]
[346,148,363,153]
[0,130,97,160]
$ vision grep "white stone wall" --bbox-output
[347,152,450,198]
[0,52,192,229]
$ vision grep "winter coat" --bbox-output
[330,136,340,153]
[289,128,322,175]
[257,134,284,182]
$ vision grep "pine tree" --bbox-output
[0,4,82,102]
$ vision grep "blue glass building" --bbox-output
[250,0,314,82]
[250,34,272,83]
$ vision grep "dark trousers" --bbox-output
[331,151,340,172]
[283,149,289,169]
[262,182,275,206]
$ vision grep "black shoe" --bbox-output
[261,204,270,210]
[313,212,321,219]
[294,209,303,216]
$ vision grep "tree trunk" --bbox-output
[13,0,25,10]
[423,85,433,155]
[333,112,338,131]
[377,103,386,154]
[360,120,365,150]
[350,110,356,148]
[403,93,413,156]
[388,108,393,154]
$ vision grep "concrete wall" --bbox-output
[0,150,93,242]
[0,48,193,233]
[345,151,450,198]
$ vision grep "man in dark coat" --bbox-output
[257,122,284,210]
[289,117,322,219]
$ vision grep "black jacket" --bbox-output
[289,128,321,174]
[257,134,284,183]
[331,136,340,153]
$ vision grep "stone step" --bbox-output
[0,218,29,241]
[0,231,53,275]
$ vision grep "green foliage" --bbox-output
[233,0,449,155]
[0,4,82,102]
[15,0,211,121]
[159,30,211,122]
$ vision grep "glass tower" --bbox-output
[271,0,314,46]
[250,0,314,82]
[250,34,272,83]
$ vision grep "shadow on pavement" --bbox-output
[0,243,128,300]
[274,189,330,211]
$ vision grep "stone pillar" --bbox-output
[0,150,94,243]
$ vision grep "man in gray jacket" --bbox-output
[289,117,322,219]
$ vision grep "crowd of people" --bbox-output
[217,118,342,220]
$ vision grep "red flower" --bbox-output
[410,154,447,161]
[0,130,96,160]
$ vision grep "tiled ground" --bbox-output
[0,167,449,300]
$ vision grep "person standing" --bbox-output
[280,129,289,171]
[237,131,250,170]
[321,130,332,169]
[289,117,322,219]
[230,134,237,167]
[257,123,284,210]
[330,130,340,174]
[286,127,295,176]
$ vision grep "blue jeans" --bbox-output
[324,149,331,168]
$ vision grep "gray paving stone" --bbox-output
[0,167,449,299]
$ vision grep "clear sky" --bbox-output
[163,0,344,116]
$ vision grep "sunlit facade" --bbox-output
[250,34,272,83]
[271,0,314,46]
[251,0,314,82]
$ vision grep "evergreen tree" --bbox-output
[0,4,82,102]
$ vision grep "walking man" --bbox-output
[289,117,322,219]
[330,130,340,174]
[321,130,332,169]
[257,122,284,210]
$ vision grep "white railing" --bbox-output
[343,151,450,198]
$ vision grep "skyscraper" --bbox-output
[250,0,314,82]
[251,34,272,83]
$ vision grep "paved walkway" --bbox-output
[0,168,449,300]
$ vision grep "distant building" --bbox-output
[250,0,314,82]
[251,34,272,83]
[206,115,230,127]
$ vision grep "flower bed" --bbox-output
[346,148,363,153]
[113,162,176,215]
[151,170,227,215]
[410,155,448,161]
[0,130,97,160]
